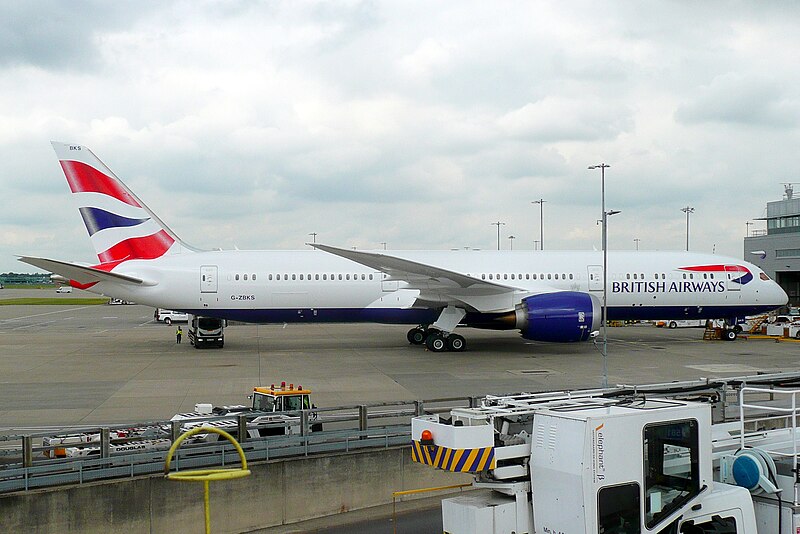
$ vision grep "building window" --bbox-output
[777,248,800,258]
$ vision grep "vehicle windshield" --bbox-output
[198,317,221,330]
[283,395,309,411]
[252,394,276,412]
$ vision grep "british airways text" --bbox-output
[612,281,725,294]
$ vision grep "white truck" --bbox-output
[153,308,189,325]
[187,315,225,348]
[412,382,800,533]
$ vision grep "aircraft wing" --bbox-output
[311,244,537,313]
[17,256,151,286]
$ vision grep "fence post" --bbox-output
[359,405,368,435]
[100,428,110,459]
[22,435,33,468]
[300,410,310,437]
[171,420,181,442]
[237,415,248,443]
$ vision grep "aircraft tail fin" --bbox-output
[51,142,198,268]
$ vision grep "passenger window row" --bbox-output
[479,273,576,281]
[232,273,377,282]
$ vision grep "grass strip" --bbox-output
[0,298,109,306]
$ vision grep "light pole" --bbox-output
[491,221,506,251]
[589,163,612,388]
[681,206,695,251]
[745,221,753,237]
[533,240,540,250]
[634,238,640,251]
[532,199,546,250]
[308,232,317,244]
[380,242,387,250]
[508,235,515,250]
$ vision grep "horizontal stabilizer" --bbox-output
[17,256,152,286]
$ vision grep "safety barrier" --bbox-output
[0,396,476,493]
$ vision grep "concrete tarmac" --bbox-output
[1,288,799,429]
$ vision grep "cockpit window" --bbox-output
[760,272,771,281]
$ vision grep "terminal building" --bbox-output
[744,184,800,309]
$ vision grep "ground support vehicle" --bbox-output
[42,383,320,457]
[153,308,189,325]
[412,381,800,533]
[173,382,321,439]
[187,315,225,348]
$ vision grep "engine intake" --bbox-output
[515,292,600,342]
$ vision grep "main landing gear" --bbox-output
[407,326,467,353]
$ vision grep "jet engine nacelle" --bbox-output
[515,291,601,342]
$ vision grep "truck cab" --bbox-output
[187,315,224,348]
[251,383,312,412]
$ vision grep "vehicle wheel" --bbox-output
[795,331,800,340]
[425,332,447,352]
[723,329,737,341]
[668,321,677,329]
[446,334,466,352]
[733,324,743,334]
[165,317,172,325]
[407,327,426,345]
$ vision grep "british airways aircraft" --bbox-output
[19,142,788,351]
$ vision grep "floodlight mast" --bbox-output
[588,163,615,388]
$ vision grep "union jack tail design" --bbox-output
[51,142,194,269]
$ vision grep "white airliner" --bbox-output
[19,142,788,351]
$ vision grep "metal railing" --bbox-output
[0,396,474,494]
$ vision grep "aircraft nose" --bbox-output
[774,282,789,306]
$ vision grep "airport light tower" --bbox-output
[491,221,506,251]
[589,163,613,388]
[531,199,546,250]
[681,206,695,251]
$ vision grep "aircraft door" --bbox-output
[201,265,218,293]
[381,273,399,292]
[725,265,741,291]
[587,265,603,291]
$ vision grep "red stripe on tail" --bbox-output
[60,160,142,207]
[97,229,175,264]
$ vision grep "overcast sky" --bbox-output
[2,1,800,273]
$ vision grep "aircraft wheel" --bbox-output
[447,334,466,352]
[723,329,737,341]
[668,321,677,329]
[425,332,447,352]
[407,327,426,345]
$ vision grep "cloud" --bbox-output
[675,73,800,128]
[5,2,800,270]
[497,97,635,142]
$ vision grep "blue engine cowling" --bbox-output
[515,291,601,342]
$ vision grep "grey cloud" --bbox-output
[675,74,800,128]
[0,2,158,70]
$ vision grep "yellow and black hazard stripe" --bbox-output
[411,440,495,473]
